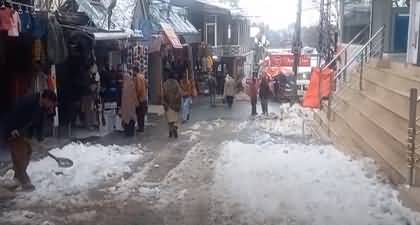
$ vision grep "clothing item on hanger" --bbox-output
[0,7,12,31]
[32,13,48,39]
[20,10,32,33]
[8,10,21,37]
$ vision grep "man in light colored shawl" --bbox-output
[120,69,139,136]
[162,73,182,138]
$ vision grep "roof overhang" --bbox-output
[93,31,131,40]
[170,0,230,15]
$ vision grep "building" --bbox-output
[170,0,253,84]
[339,0,412,61]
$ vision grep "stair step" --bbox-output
[331,95,418,184]
[337,87,410,146]
[314,108,406,184]
[349,75,420,123]
[367,59,420,83]
[364,67,419,96]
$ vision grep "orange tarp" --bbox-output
[302,67,334,108]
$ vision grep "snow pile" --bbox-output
[256,105,312,137]
[190,119,226,131]
[181,130,201,142]
[17,143,142,204]
[212,141,420,225]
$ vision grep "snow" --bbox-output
[255,104,313,137]
[15,143,142,205]
[212,141,420,225]
[190,119,226,131]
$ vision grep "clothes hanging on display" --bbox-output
[0,7,12,31]
[8,10,21,37]
[20,11,32,33]
[32,12,48,39]
[47,16,68,64]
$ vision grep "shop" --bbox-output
[46,0,148,137]
[146,1,200,104]
[0,0,49,114]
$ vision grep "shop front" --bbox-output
[0,1,49,114]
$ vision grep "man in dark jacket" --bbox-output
[249,75,258,116]
[208,75,217,107]
[0,90,57,190]
[259,75,271,115]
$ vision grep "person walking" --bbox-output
[0,90,57,191]
[180,75,195,123]
[249,75,258,116]
[259,75,271,115]
[208,74,217,107]
[133,67,148,133]
[223,74,236,109]
[120,69,138,137]
[163,73,182,138]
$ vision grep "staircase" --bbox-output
[314,26,420,186]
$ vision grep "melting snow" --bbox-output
[212,141,420,225]
[15,143,142,204]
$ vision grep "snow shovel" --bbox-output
[47,152,73,168]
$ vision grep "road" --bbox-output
[1,97,420,225]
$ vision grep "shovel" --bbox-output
[47,152,74,168]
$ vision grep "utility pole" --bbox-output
[318,0,337,68]
[293,0,302,77]
[292,0,302,101]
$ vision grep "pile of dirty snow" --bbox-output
[14,143,142,204]
[256,105,312,137]
[212,141,420,225]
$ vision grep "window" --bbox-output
[206,23,216,46]
[205,15,217,46]
[228,24,232,40]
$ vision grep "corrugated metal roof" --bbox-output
[149,3,199,35]
[71,0,135,31]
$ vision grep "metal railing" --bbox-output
[408,89,420,186]
[322,24,420,186]
[326,25,385,120]
[322,25,369,72]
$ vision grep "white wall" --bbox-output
[407,0,420,64]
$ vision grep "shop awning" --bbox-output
[147,2,200,44]
[160,22,183,49]
[93,31,131,40]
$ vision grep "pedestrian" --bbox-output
[259,75,271,115]
[163,73,182,138]
[249,75,258,116]
[0,90,57,191]
[120,68,138,137]
[208,74,217,107]
[180,74,194,123]
[133,67,148,133]
[223,74,236,109]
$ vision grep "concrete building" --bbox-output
[339,0,411,58]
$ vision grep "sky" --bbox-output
[239,0,320,30]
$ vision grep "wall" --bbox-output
[371,0,392,52]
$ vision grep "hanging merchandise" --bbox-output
[50,65,59,128]
[20,8,32,33]
[48,16,68,64]
[8,8,20,37]
[32,12,48,39]
[0,5,12,31]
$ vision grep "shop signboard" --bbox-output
[160,22,183,49]
[269,54,311,67]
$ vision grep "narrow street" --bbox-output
[1,98,420,225]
